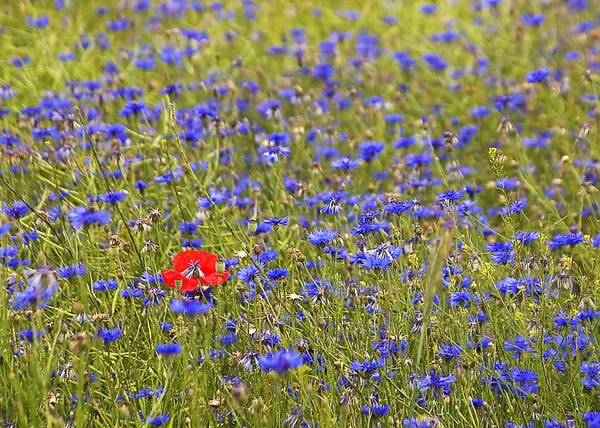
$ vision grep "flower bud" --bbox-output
[248,218,258,234]
[216,260,225,273]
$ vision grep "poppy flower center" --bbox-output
[181,260,205,279]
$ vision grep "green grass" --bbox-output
[1,0,600,427]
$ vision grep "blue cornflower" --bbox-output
[154,166,183,184]
[437,189,464,204]
[362,402,390,417]
[56,263,87,278]
[237,265,261,285]
[134,388,155,399]
[256,331,281,347]
[0,245,19,259]
[95,327,122,344]
[384,200,413,214]
[97,190,127,204]
[67,207,111,229]
[591,234,600,248]
[263,217,289,227]
[580,362,600,389]
[259,132,291,164]
[3,201,29,219]
[302,279,332,303]
[307,229,337,246]
[26,16,49,28]
[320,193,343,214]
[384,113,404,124]
[255,249,278,265]
[513,231,540,244]
[372,339,400,358]
[0,223,12,238]
[283,407,308,427]
[266,268,289,281]
[403,417,437,428]
[359,140,385,162]
[583,412,600,427]
[362,252,393,270]
[11,267,58,310]
[143,288,167,307]
[525,67,550,84]
[471,106,491,118]
[522,13,545,26]
[160,83,183,97]
[543,420,568,428]
[141,272,163,285]
[501,198,528,215]
[485,241,515,264]
[448,290,472,308]
[119,100,146,117]
[159,322,173,331]
[547,233,584,251]
[220,333,238,346]
[437,344,462,360]
[394,134,416,149]
[93,279,118,291]
[258,348,304,374]
[420,4,437,14]
[179,221,198,234]
[170,299,212,316]
[430,30,459,43]
[331,156,360,171]
[182,239,203,249]
[418,370,456,394]
[504,336,535,359]
[11,56,30,68]
[23,230,38,245]
[483,362,539,398]
[122,286,144,299]
[496,276,531,295]
[314,63,335,80]
[148,414,170,426]
[422,53,448,71]
[156,343,182,356]
[471,398,485,407]
[134,181,148,192]
[19,329,44,342]
[58,52,75,62]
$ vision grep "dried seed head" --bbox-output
[147,208,162,223]
[109,234,123,247]
[142,239,159,253]
[231,383,248,404]
[69,332,88,353]
[133,217,151,233]
[287,247,305,262]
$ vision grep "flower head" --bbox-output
[162,250,229,291]
[525,67,550,84]
[258,348,304,374]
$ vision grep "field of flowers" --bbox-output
[1,0,600,426]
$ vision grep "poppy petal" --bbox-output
[162,269,198,291]
[200,270,229,286]
[179,277,199,291]
[162,269,181,287]
[172,250,218,274]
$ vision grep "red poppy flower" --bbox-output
[162,251,228,292]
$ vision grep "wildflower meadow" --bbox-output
[2,0,600,426]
